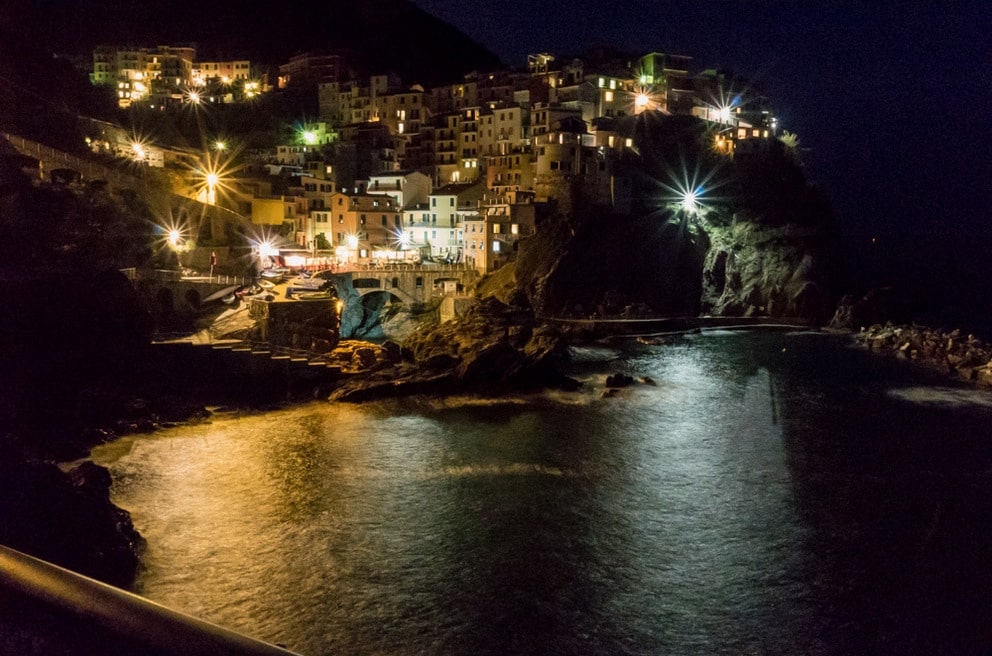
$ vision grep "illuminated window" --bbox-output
[598,77,604,88]
[625,138,633,147]
[609,79,616,90]
[511,224,519,235]
[605,91,614,102]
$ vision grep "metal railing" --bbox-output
[0,545,302,656]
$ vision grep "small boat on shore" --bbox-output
[298,291,334,300]
[260,268,288,282]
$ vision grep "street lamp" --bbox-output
[205,172,219,205]
[680,189,700,213]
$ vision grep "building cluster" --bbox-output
[91,45,257,107]
[90,46,780,273]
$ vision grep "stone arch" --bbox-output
[156,287,174,315]
[184,288,201,311]
[356,286,416,304]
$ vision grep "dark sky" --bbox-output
[412,0,992,242]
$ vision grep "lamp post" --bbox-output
[205,172,218,205]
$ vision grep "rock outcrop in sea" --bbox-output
[329,294,575,402]
[0,450,143,588]
[855,324,992,387]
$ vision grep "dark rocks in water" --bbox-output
[328,370,457,403]
[640,376,658,386]
[0,451,143,589]
[855,323,992,387]
[330,295,575,403]
[605,373,635,388]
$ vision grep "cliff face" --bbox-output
[701,221,841,322]
[506,114,845,325]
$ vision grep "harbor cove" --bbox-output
[3,2,991,653]
[90,331,992,655]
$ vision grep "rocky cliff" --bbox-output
[506,114,845,325]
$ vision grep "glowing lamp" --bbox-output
[258,241,278,258]
[680,190,699,213]
[635,93,649,109]
[302,131,317,145]
[168,229,182,247]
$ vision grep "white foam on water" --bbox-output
[886,386,992,409]
[567,346,623,362]
[440,462,573,478]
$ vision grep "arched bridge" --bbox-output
[326,264,479,305]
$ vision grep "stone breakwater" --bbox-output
[856,324,992,387]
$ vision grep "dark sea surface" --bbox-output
[91,331,992,655]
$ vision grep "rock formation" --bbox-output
[329,295,576,402]
[855,324,992,387]
[0,449,143,588]
[492,115,845,326]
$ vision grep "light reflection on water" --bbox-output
[91,332,992,655]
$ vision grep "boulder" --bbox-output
[0,453,143,589]
[605,373,635,388]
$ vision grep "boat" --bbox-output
[298,291,333,300]
[258,280,275,290]
[202,284,242,303]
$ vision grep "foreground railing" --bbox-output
[0,545,301,656]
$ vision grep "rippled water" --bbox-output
[91,331,992,655]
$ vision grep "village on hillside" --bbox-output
[82,45,782,273]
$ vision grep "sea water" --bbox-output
[91,331,992,655]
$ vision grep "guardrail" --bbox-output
[0,544,302,656]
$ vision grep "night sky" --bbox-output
[412,0,992,244]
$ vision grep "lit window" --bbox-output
[609,79,616,90]
[625,138,633,147]
[605,91,614,102]
[511,224,519,235]
[598,77,604,88]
